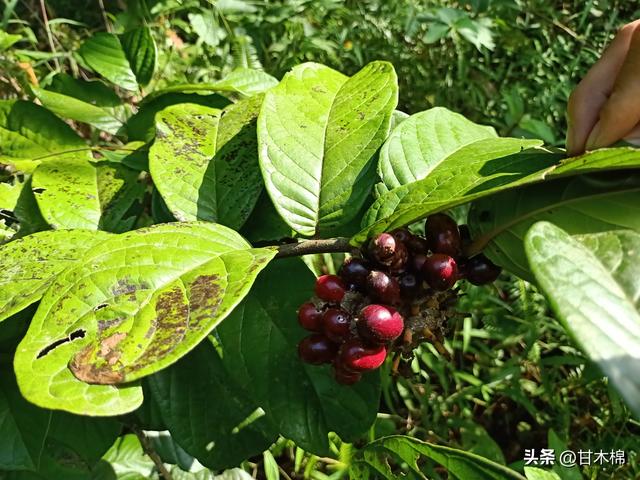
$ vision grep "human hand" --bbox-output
[566,20,640,156]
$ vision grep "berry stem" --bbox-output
[275,237,355,258]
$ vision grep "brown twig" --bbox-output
[275,237,355,258]
[132,427,173,480]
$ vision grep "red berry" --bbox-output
[465,254,501,285]
[358,304,404,344]
[366,270,401,305]
[368,233,397,263]
[422,254,458,291]
[297,302,323,332]
[322,308,352,342]
[338,339,387,372]
[315,274,346,303]
[425,213,461,256]
[298,335,338,365]
[339,257,371,290]
[333,364,362,385]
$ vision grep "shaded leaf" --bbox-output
[78,33,138,91]
[14,222,275,415]
[525,223,640,416]
[258,61,398,236]
[468,174,640,281]
[148,340,278,470]
[121,27,156,86]
[217,258,380,455]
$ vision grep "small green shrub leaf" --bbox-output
[149,96,263,229]
[78,33,138,91]
[0,230,111,323]
[121,26,156,86]
[353,435,526,480]
[525,223,640,416]
[378,107,496,189]
[217,258,380,455]
[468,174,640,281]
[258,61,398,236]
[14,222,275,415]
[147,340,278,470]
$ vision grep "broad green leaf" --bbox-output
[121,27,157,86]
[127,92,230,142]
[0,100,89,172]
[356,145,640,243]
[146,68,278,100]
[31,158,101,230]
[355,138,551,243]
[258,61,398,236]
[99,434,155,479]
[378,107,496,189]
[99,141,148,172]
[0,366,120,473]
[353,435,525,480]
[525,223,640,416]
[12,176,49,237]
[149,95,263,229]
[468,174,640,281]
[0,30,21,51]
[147,340,278,470]
[97,161,147,232]
[14,222,275,415]
[239,191,292,243]
[0,230,111,323]
[78,33,138,91]
[217,258,380,455]
[48,73,122,107]
[32,87,123,135]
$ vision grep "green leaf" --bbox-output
[0,100,88,173]
[262,451,279,480]
[354,435,525,480]
[355,139,551,243]
[97,161,147,232]
[48,73,122,107]
[525,223,640,416]
[148,340,278,470]
[356,145,640,243]
[0,229,111,323]
[78,33,139,91]
[100,434,155,479]
[127,92,230,142]
[149,95,263,229]
[468,173,640,281]
[14,222,275,415]
[32,87,123,135]
[217,258,380,455]
[143,69,277,101]
[0,365,120,473]
[31,158,101,230]
[378,107,496,190]
[524,467,562,480]
[258,61,398,236]
[121,27,157,86]
[0,30,21,51]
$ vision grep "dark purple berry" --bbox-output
[425,213,462,256]
[422,254,458,291]
[398,272,421,298]
[338,339,387,372]
[339,257,371,290]
[298,335,338,365]
[368,233,397,263]
[297,302,323,332]
[465,254,501,285]
[411,253,428,273]
[322,308,352,342]
[366,270,401,305]
[406,235,430,254]
[391,228,412,243]
[315,274,346,303]
[358,304,404,344]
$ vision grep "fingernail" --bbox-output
[585,121,602,151]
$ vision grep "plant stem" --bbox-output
[132,427,173,480]
[274,237,355,258]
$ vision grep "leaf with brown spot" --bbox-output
[14,222,276,415]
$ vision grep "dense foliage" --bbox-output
[1,1,639,479]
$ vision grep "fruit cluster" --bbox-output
[297,213,501,385]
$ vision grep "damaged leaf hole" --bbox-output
[36,329,86,358]
[32,187,47,194]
